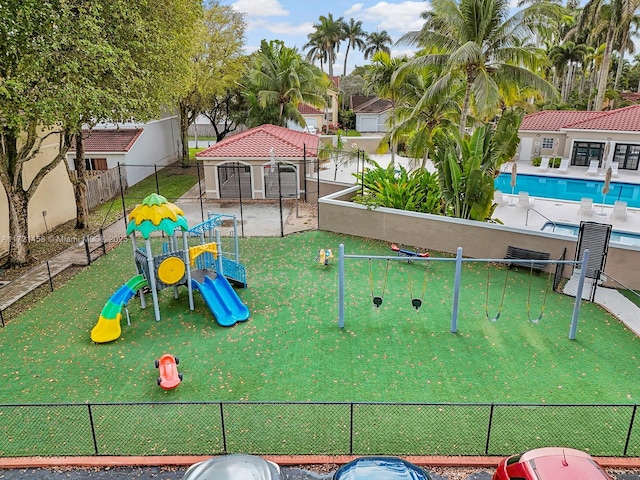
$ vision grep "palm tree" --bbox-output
[247,40,328,127]
[398,0,556,135]
[341,18,367,76]
[549,41,588,102]
[303,31,327,72]
[612,1,640,91]
[363,31,392,60]
[310,13,345,77]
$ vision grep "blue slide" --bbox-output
[191,273,250,327]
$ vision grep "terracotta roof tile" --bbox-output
[298,103,323,115]
[195,124,320,159]
[353,97,392,114]
[519,111,602,131]
[70,129,143,152]
[564,104,640,131]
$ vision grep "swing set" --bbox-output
[338,244,591,340]
[485,261,553,324]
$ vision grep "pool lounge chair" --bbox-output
[577,197,594,216]
[586,160,599,175]
[557,158,570,174]
[494,190,505,205]
[538,157,550,171]
[612,200,627,220]
[518,191,534,208]
[611,162,619,177]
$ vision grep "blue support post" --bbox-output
[451,247,463,333]
[569,249,589,340]
[338,244,345,328]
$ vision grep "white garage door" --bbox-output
[360,117,378,132]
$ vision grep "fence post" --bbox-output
[100,228,106,256]
[84,236,91,265]
[118,163,127,231]
[87,404,99,455]
[219,402,227,453]
[450,247,463,333]
[569,249,589,340]
[154,164,159,194]
[485,404,495,455]
[623,405,637,456]
[0,307,4,327]
[197,160,204,223]
[349,402,354,455]
[46,261,54,291]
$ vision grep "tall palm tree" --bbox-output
[342,18,367,76]
[612,0,640,91]
[363,31,392,60]
[549,41,588,102]
[247,40,328,127]
[311,13,345,77]
[398,0,556,135]
[303,31,327,72]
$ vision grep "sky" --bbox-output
[219,0,429,75]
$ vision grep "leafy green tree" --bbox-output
[179,2,246,155]
[398,0,556,134]
[245,40,328,127]
[431,110,521,221]
[549,41,589,102]
[342,19,368,76]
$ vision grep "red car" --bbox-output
[155,354,183,390]
[492,447,613,480]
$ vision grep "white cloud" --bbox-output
[344,3,365,15]
[231,0,288,17]
[354,1,426,36]
[249,18,314,36]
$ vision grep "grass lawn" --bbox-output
[1,230,639,407]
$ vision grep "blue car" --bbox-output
[333,457,432,480]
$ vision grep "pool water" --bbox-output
[541,222,640,247]
[495,173,640,207]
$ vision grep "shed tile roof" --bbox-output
[520,105,640,132]
[195,124,320,159]
[70,128,143,152]
[352,96,392,114]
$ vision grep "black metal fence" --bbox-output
[1,401,639,458]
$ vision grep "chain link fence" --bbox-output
[1,401,640,458]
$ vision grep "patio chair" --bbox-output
[557,158,570,174]
[494,190,505,205]
[612,200,628,220]
[538,157,550,171]
[518,191,534,208]
[586,160,599,175]
[611,162,619,177]
[577,197,594,216]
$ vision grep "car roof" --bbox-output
[514,448,611,480]
[333,457,431,480]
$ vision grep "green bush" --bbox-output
[531,156,541,167]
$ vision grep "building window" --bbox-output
[85,158,108,171]
[542,138,554,149]
[571,142,604,167]
[613,144,640,171]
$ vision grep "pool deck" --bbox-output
[493,161,640,236]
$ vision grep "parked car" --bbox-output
[333,456,431,480]
[492,447,613,480]
[181,454,281,480]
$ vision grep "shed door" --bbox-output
[218,163,252,199]
[264,164,297,198]
[519,138,533,161]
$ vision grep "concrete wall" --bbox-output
[318,187,640,289]
[1,129,76,258]
[318,135,385,154]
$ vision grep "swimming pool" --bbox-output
[541,222,640,247]
[495,173,640,207]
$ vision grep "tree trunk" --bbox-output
[343,44,351,78]
[74,133,89,229]
[179,100,190,166]
[6,189,31,266]
[594,25,614,111]
[459,79,473,136]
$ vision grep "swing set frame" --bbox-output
[337,244,591,340]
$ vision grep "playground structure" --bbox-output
[316,248,334,265]
[337,244,591,340]
[91,193,249,343]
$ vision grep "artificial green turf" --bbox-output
[1,230,639,407]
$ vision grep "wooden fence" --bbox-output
[68,168,127,210]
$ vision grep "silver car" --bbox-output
[181,454,281,480]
